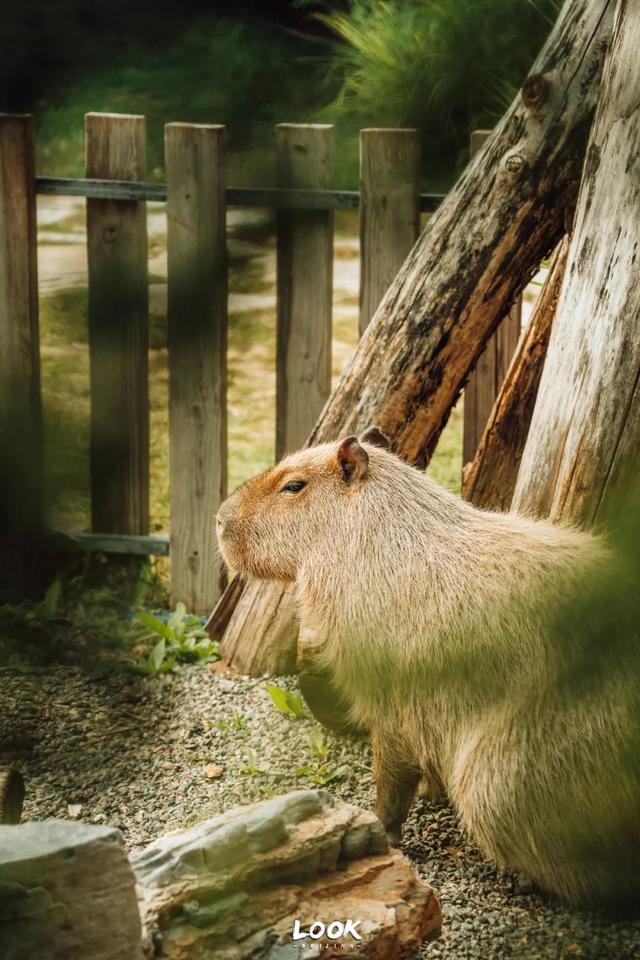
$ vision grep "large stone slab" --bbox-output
[0,819,144,960]
[133,789,441,959]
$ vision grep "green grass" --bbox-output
[320,0,560,183]
[35,16,332,181]
[428,407,463,495]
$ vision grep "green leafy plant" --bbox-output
[307,727,330,760]
[135,602,220,676]
[140,638,170,677]
[215,716,249,733]
[243,748,270,777]
[264,685,306,719]
[19,578,63,627]
[294,729,347,786]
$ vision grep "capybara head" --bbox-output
[216,428,390,581]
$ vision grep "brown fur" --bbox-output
[217,434,640,905]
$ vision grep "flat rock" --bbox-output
[133,788,441,959]
[0,819,144,959]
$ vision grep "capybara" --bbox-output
[216,429,640,905]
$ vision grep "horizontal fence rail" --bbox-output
[36,176,444,212]
[46,530,170,556]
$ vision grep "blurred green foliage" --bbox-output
[320,0,561,181]
[0,557,164,670]
[0,1,315,110]
[4,0,562,186]
[34,16,330,178]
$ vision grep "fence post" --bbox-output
[462,130,521,478]
[86,112,149,535]
[275,123,334,458]
[165,123,227,614]
[359,128,421,335]
[0,114,42,585]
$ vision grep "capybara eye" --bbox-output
[281,480,307,494]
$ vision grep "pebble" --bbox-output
[204,764,224,779]
[1,664,640,960]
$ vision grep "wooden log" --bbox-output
[512,0,640,524]
[462,130,522,472]
[204,572,245,643]
[86,113,149,536]
[0,767,25,824]
[359,129,421,335]
[218,571,301,675]
[275,124,334,458]
[0,114,42,587]
[165,123,227,614]
[214,0,613,675]
[0,820,144,959]
[464,238,569,510]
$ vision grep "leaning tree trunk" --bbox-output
[463,238,569,511]
[214,0,614,675]
[512,0,640,524]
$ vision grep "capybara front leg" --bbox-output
[372,734,420,845]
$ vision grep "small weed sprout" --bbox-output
[264,685,306,718]
[243,749,270,777]
[294,729,347,786]
[214,716,249,733]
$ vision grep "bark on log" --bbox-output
[463,238,569,511]
[512,0,640,524]
[462,130,522,474]
[214,0,614,675]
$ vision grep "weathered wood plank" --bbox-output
[86,113,149,535]
[359,129,421,335]
[45,530,170,556]
[512,0,640,523]
[276,124,335,457]
[215,0,614,675]
[464,238,569,510]
[0,114,42,587]
[0,115,40,432]
[36,177,445,212]
[165,123,227,614]
[462,130,522,472]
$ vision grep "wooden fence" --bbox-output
[0,112,519,614]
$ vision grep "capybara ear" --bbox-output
[361,426,391,450]
[336,436,369,485]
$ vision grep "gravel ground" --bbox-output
[2,662,640,960]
